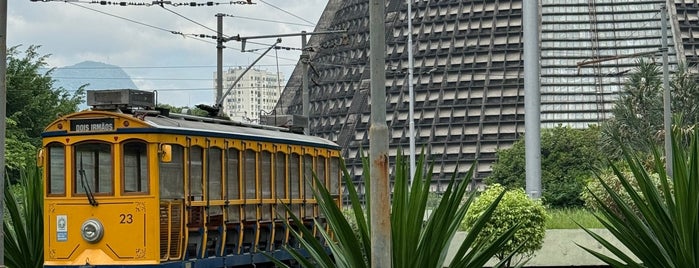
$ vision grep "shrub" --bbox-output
[579,129,699,267]
[581,165,665,218]
[4,167,44,268]
[461,184,549,267]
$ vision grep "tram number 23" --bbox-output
[120,214,134,224]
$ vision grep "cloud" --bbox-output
[8,0,327,107]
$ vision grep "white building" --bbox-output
[214,67,284,122]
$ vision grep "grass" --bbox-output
[545,208,604,229]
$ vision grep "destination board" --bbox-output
[70,118,115,132]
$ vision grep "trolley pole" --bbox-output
[0,0,7,265]
[369,0,391,266]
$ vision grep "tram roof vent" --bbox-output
[87,89,155,110]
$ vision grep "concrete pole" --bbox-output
[661,4,673,177]
[301,32,310,135]
[369,0,391,267]
[216,14,224,105]
[0,0,7,264]
[524,0,541,199]
[407,0,416,184]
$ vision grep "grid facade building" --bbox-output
[274,0,698,186]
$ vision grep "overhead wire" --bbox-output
[257,0,315,26]
[32,0,255,7]
[159,5,218,34]
[222,14,314,27]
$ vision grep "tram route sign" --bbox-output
[70,118,115,132]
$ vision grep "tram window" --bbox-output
[303,154,313,198]
[244,149,257,199]
[190,146,204,201]
[274,152,287,199]
[303,154,314,216]
[260,151,272,199]
[74,142,113,194]
[317,156,327,189]
[208,147,223,200]
[123,141,148,194]
[227,148,240,200]
[160,145,184,199]
[329,157,340,196]
[47,144,66,195]
[289,153,300,199]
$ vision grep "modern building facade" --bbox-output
[273,0,699,187]
[214,67,284,122]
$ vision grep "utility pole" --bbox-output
[369,0,391,266]
[216,13,224,105]
[0,0,7,265]
[524,0,541,199]
[301,31,309,134]
[407,0,416,184]
[661,4,673,177]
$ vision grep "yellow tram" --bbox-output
[39,89,342,267]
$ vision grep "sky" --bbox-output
[8,0,329,107]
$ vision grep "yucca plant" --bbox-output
[579,128,699,267]
[4,166,44,268]
[271,152,521,267]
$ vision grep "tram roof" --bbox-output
[42,110,341,150]
[145,114,340,150]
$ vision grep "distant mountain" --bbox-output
[52,61,137,91]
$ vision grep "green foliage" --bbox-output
[273,152,521,268]
[601,60,699,158]
[6,45,84,147]
[5,118,37,173]
[581,165,666,218]
[156,103,209,117]
[486,125,604,208]
[579,129,699,267]
[545,208,603,229]
[4,167,44,268]
[462,184,548,267]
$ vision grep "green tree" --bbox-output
[601,60,699,158]
[486,125,604,208]
[461,184,549,267]
[7,45,84,146]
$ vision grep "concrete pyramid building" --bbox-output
[273,0,699,189]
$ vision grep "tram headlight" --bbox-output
[81,219,104,243]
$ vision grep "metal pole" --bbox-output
[301,31,310,135]
[216,13,224,105]
[0,0,7,264]
[216,39,281,113]
[407,0,416,184]
[369,0,391,266]
[524,0,541,199]
[661,4,673,177]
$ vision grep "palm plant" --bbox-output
[4,166,44,268]
[579,129,699,267]
[272,152,520,267]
